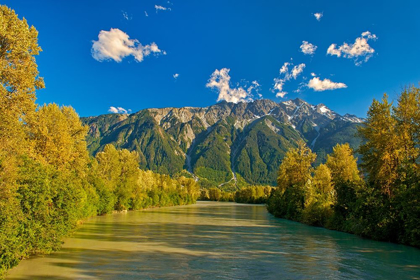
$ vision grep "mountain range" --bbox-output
[82,98,363,190]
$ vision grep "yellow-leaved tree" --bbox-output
[326,143,360,185]
[302,163,334,226]
[25,104,89,172]
[358,94,403,197]
[0,5,44,163]
[268,141,316,220]
[277,140,316,193]
[0,6,44,276]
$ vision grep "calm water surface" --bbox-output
[7,202,420,279]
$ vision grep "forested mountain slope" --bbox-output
[82,99,363,189]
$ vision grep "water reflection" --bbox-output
[7,202,420,280]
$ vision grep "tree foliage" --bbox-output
[277,140,316,193]
[358,95,401,196]
[0,6,199,277]
[0,6,44,276]
[198,185,273,204]
[326,143,360,184]
[268,86,420,248]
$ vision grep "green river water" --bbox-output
[7,202,420,279]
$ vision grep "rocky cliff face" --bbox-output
[82,98,363,190]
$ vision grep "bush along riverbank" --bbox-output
[267,87,420,248]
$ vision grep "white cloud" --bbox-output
[280,62,290,74]
[361,31,377,40]
[327,44,341,57]
[91,28,164,63]
[294,81,307,93]
[122,11,131,20]
[108,107,119,113]
[108,106,131,114]
[314,13,323,21]
[272,61,306,98]
[145,11,149,17]
[252,80,260,87]
[291,64,305,79]
[248,80,262,98]
[206,68,257,103]
[155,5,171,12]
[173,73,179,79]
[307,77,347,91]
[273,78,287,98]
[300,41,317,55]
[311,72,316,77]
[327,31,378,65]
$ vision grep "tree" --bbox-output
[358,94,401,197]
[0,5,44,163]
[199,189,210,200]
[0,6,44,277]
[393,86,420,176]
[358,90,420,197]
[268,141,316,220]
[95,144,140,210]
[26,104,89,172]
[326,143,360,185]
[352,88,420,244]
[277,140,316,193]
[301,164,334,226]
[178,177,200,203]
[208,188,222,201]
[312,164,333,195]
[0,6,44,104]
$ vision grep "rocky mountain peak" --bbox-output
[342,113,364,123]
[82,97,363,189]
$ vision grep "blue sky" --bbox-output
[4,0,420,117]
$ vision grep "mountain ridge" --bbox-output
[82,98,363,190]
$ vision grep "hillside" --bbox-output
[82,98,363,190]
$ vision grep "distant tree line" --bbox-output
[199,186,275,204]
[267,86,420,248]
[0,6,199,277]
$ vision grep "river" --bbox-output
[7,202,420,279]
